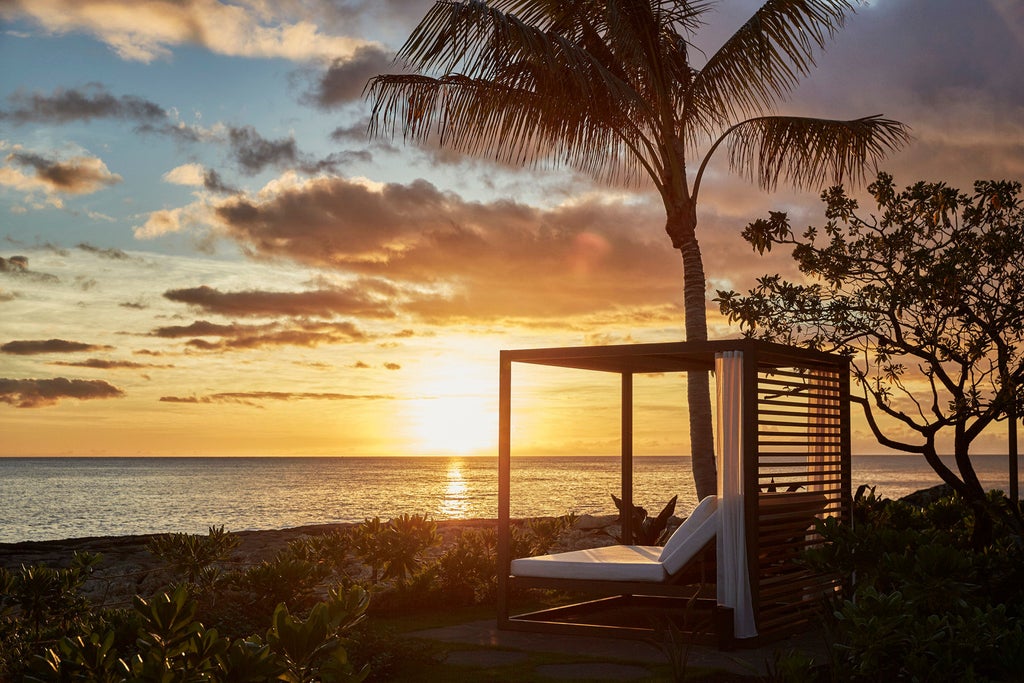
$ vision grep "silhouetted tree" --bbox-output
[368,1,908,498]
[718,173,1024,533]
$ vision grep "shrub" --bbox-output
[237,555,330,610]
[146,525,240,587]
[23,583,371,682]
[808,488,1024,681]
[351,514,441,585]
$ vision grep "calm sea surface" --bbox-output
[0,455,1020,543]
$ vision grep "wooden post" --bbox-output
[1010,390,1019,504]
[741,349,760,631]
[621,372,634,545]
[497,353,512,626]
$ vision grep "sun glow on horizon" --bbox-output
[410,394,496,454]
[406,358,496,455]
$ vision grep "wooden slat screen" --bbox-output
[753,361,847,638]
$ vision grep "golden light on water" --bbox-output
[440,459,469,517]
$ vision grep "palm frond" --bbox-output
[723,115,911,191]
[367,71,664,186]
[368,1,673,185]
[690,0,857,131]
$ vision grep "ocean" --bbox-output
[0,455,1019,543]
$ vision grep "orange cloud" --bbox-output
[162,281,401,318]
[202,175,684,321]
[1,339,113,355]
[0,377,124,407]
[151,318,374,351]
[0,150,121,201]
[160,390,393,406]
[1,0,377,63]
[50,358,172,369]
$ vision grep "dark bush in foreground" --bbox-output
[806,488,1024,682]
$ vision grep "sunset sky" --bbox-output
[2,0,1023,458]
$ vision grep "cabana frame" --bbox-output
[497,339,851,648]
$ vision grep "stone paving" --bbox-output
[412,618,830,680]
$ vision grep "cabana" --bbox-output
[497,340,851,648]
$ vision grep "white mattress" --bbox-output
[510,544,667,582]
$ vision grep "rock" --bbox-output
[575,514,617,530]
[900,483,956,507]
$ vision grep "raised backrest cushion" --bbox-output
[658,494,718,568]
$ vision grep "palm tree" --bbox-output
[367,0,909,498]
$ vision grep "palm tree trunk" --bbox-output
[670,208,717,499]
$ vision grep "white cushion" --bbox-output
[658,495,717,563]
[659,510,717,575]
[511,544,667,582]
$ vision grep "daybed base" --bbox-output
[502,594,737,648]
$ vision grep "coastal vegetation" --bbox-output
[804,486,1024,681]
[367,0,909,499]
[2,493,1022,680]
[0,514,574,681]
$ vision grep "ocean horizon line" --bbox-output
[1,452,1018,459]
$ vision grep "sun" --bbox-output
[411,395,495,454]
[408,362,496,455]
[411,394,496,454]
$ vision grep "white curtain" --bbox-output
[715,351,757,639]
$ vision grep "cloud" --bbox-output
[0,255,60,283]
[305,45,394,108]
[163,163,206,186]
[0,84,164,124]
[132,205,198,239]
[159,390,393,406]
[0,85,215,143]
[76,242,131,259]
[228,125,302,175]
[1,0,379,64]
[150,318,372,351]
[1,339,114,355]
[1,150,122,200]
[227,125,349,176]
[204,174,682,320]
[202,168,239,194]
[162,281,400,318]
[329,120,372,143]
[0,377,124,408]
[50,358,172,369]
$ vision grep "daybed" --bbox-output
[496,340,852,647]
[511,494,719,583]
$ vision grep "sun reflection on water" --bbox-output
[440,459,469,518]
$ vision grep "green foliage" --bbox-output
[286,530,352,580]
[238,556,330,610]
[808,489,1024,681]
[147,525,241,586]
[2,510,582,680]
[19,583,369,682]
[267,586,369,683]
[380,514,440,583]
[9,552,99,639]
[525,513,577,555]
[352,514,440,585]
[434,528,501,607]
[350,517,389,584]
